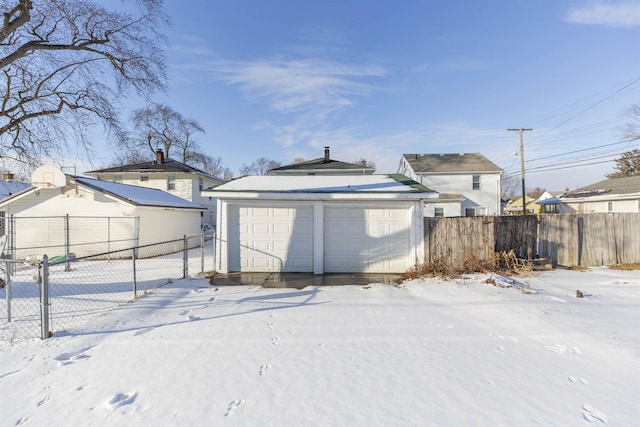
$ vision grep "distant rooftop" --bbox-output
[563,174,640,198]
[402,153,503,173]
[86,150,224,182]
[267,147,375,175]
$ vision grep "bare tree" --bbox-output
[352,159,376,168]
[125,103,205,164]
[500,174,520,198]
[190,152,233,180]
[0,0,166,166]
[526,187,545,199]
[240,157,281,176]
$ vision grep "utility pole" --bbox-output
[507,128,533,216]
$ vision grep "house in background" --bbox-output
[203,174,436,274]
[0,165,204,259]
[267,147,375,176]
[0,172,30,200]
[86,150,224,229]
[398,153,503,217]
[503,196,538,215]
[560,175,640,213]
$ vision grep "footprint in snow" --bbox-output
[545,345,582,355]
[106,392,138,411]
[582,403,607,423]
[569,376,589,384]
[54,346,96,366]
[37,396,51,407]
[271,337,280,346]
[259,364,271,376]
[133,327,155,336]
[224,399,243,416]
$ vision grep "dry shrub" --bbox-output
[608,263,640,271]
[401,250,532,281]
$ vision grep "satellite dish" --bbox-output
[31,165,67,189]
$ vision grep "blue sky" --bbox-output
[97,0,640,190]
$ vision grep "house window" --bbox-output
[544,204,560,214]
[199,178,203,191]
[167,175,176,191]
[607,201,613,212]
[113,175,122,183]
[0,211,5,236]
[472,175,480,190]
[465,207,487,217]
[434,207,444,217]
[140,176,149,182]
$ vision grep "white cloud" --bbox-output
[565,1,640,27]
[211,58,386,119]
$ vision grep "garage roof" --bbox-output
[73,177,205,209]
[204,174,437,200]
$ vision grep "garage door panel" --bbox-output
[324,207,412,273]
[229,205,314,272]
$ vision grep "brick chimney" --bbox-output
[156,149,164,164]
[324,146,330,162]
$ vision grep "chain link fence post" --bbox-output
[183,235,188,279]
[132,248,137,298]
[4,265,11,322]
[40,255,50,340]
[200,234,205,274]
[65,214,71,271]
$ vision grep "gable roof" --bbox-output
[86,158,223,182]
[402,153,503,174]
[267,146,375,175]
[563,175,640,198]
[267,158,375,174]
[72,177,205,209]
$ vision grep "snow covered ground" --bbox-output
[1,267,638,426]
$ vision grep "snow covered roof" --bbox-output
[73,177,205,210]
[204,174,437,200]
[0,180,31,200]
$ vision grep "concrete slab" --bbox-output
[210,272,402,289]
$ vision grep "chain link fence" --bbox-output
[6,215,139,261]
[1,234,214,342]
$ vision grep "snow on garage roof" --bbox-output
[73,176,205,210]
[204,174,437,200]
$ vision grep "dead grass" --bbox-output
[608,263,640,271]
[400,250,533,281]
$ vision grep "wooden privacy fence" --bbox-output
[424,213,640,267]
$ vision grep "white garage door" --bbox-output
[324,207,412,273]
[228,205,314,272]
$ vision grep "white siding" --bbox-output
[2,186,200,259]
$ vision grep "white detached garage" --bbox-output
[203,175,437,274]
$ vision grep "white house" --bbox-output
[86,150,224,229]
[560,175,640,213]
[203,174,437,274]
[398,153,503,217]
[0,165,205,259]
